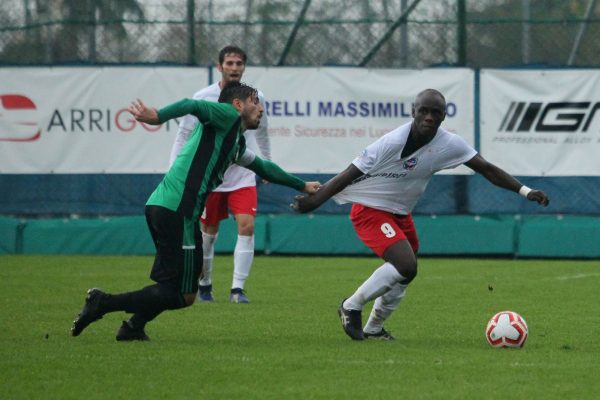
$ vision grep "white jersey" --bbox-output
[169,82,270,192]
[333,122,477,215]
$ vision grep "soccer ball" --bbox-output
[485,311,528,348]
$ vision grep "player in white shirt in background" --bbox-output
[294,89,550,340]
[169,45,270,304]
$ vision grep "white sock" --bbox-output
[363,282,408,334]
[199,232,217,287]
[343,262,403,311]
[232,234,254,290]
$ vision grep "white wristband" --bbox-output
[519,185,532,198]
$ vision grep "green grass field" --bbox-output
[1,255,599,399]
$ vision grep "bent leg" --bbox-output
[363,281,408,334]
[382,240,418,284]
[338,206,419,339]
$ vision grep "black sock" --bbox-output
[128,314,150,330]
[102,283,186,320]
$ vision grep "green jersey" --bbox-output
[146,98,305,247]
[147,99,246,221]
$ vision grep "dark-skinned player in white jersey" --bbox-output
[70,82,319,341]
[294,89,549,341]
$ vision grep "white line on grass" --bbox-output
[556,272,600,280]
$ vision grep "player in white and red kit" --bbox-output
[169,46,270,304]
[294,89,549,340]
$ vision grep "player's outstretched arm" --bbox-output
[128,99,159,125]
[465,154,550,206]
[303,181,321,194]
[292,164,364,213]
[243,155,320,193]
[129,98,209,125]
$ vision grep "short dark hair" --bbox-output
[218,81,258,104]
[416,88,446,104]
[218,45,247,65]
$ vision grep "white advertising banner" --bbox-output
[1,67,474,174]
[242,67,475,173]
[0,67,207,173]
[480,69,600,176]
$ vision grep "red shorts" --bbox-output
[350,203,419,257]
[200,187,257,225]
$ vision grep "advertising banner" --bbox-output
[480,69,600,176]
[1,67,474,174]
[0,67,207,173]
[242,67,475,173]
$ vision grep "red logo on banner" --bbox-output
[0,94,42,141]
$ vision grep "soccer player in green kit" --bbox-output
[71,82,320,341]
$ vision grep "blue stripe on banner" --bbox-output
[2,174,600,216]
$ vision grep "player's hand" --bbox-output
[291,194,318,213]
[303,181,320,194]
[527,189,550,206]
[128,99,160,125]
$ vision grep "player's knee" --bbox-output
[403,265,418,284]
[202,224,219,235]
[237,221,254,235]
[393,260,417,284]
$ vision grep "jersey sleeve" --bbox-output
[169,90,215,166]
[235,147,256,167]
[177,110,200,134]
[440,134,478,170]
[351,136,388,174]
[244,156,305,191]
[169,115,196,166]
[158,99,216,125]
[255,92,271,160]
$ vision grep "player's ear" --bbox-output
[216,63,223,73]
[231,97,243,111]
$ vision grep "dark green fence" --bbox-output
[1,0,599,67]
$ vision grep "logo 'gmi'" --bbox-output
[499,102,600,132]
[0,94,41,141]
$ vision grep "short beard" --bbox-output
[245,121,260,130]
